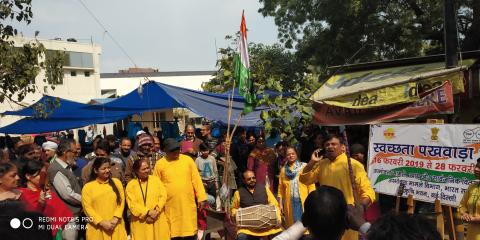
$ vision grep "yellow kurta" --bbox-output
[231,186,283,236]
[459,182,480,240]
[299,153,375,240]
[126,175,170,240]
[153,154,207,238]
[278,162,316,228]
[82,178,127,240]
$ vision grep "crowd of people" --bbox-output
[0,122,476,240]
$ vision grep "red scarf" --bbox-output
[19,187,73,236]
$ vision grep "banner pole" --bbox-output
[342,127,359,204]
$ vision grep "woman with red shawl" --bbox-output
[19,160,73,239]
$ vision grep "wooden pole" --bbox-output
[395,182,406,214]
[407,194,415,214]
[395,196,402,214]
[342,128,359,204]
[426,119,451,240]
[435,198,445,237]
[222,55,238,214]
[445,206,457,240]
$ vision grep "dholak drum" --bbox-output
[236,205,279,229]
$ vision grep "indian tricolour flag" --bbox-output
[234,11,256,114]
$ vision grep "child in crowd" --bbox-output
[195,143,218,206]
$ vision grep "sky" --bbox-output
[14,0,279,73]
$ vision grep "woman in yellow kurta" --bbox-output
[153,141,207,239]
[126,158,170,240]
[459,159,480,240]
[82,157,127,240]
[278,147,315,228]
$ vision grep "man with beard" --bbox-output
[299,134,375,240]
[125,134,162,183]
[231,170,282,240]
[113,137,135,167]
[11,143,40,176]
[47,138,82,240]
[180,124,203,159]
[41,141,58,162]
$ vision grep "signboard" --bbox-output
[368,124,480,206]
[311,59,476,105]
[313,81,454,125]
[321,72,463,109]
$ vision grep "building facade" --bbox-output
[0,37,102,128]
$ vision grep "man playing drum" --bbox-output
[231,170,283,240]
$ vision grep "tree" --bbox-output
[0,0,64,107]
[203,35,306,93]
[207,1,480,143]
[258,0,480,71]
[204,35,319,143]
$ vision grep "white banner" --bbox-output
[368,124,480,206]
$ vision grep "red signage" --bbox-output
[313,81,454,125]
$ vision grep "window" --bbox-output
[70,71,77,77]
[84,71,90,77]
[63,52,94,68]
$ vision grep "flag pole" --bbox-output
[222,10,241,212]
[223,10,249,214]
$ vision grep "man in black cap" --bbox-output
[153,138,208,240]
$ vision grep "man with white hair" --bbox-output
[42,141,58,162]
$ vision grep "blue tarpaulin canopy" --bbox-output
[3,95,135,119]
[0,81,278,134]
[0,116,126,134]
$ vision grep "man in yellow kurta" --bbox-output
[231,170,283,239]
[153,138,207,239]
[299,134,375,240]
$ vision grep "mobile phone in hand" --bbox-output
[315,149,325,158]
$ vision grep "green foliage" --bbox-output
[203,35,307,93]
[208,2,480,144]
[204,35,318,144]
[258,73,321,144]
[258,0,480,70]
[0,0,64,108]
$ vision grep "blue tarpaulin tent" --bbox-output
[0,116,126,134]
[2,95,136,119]
[0,81,279,134]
